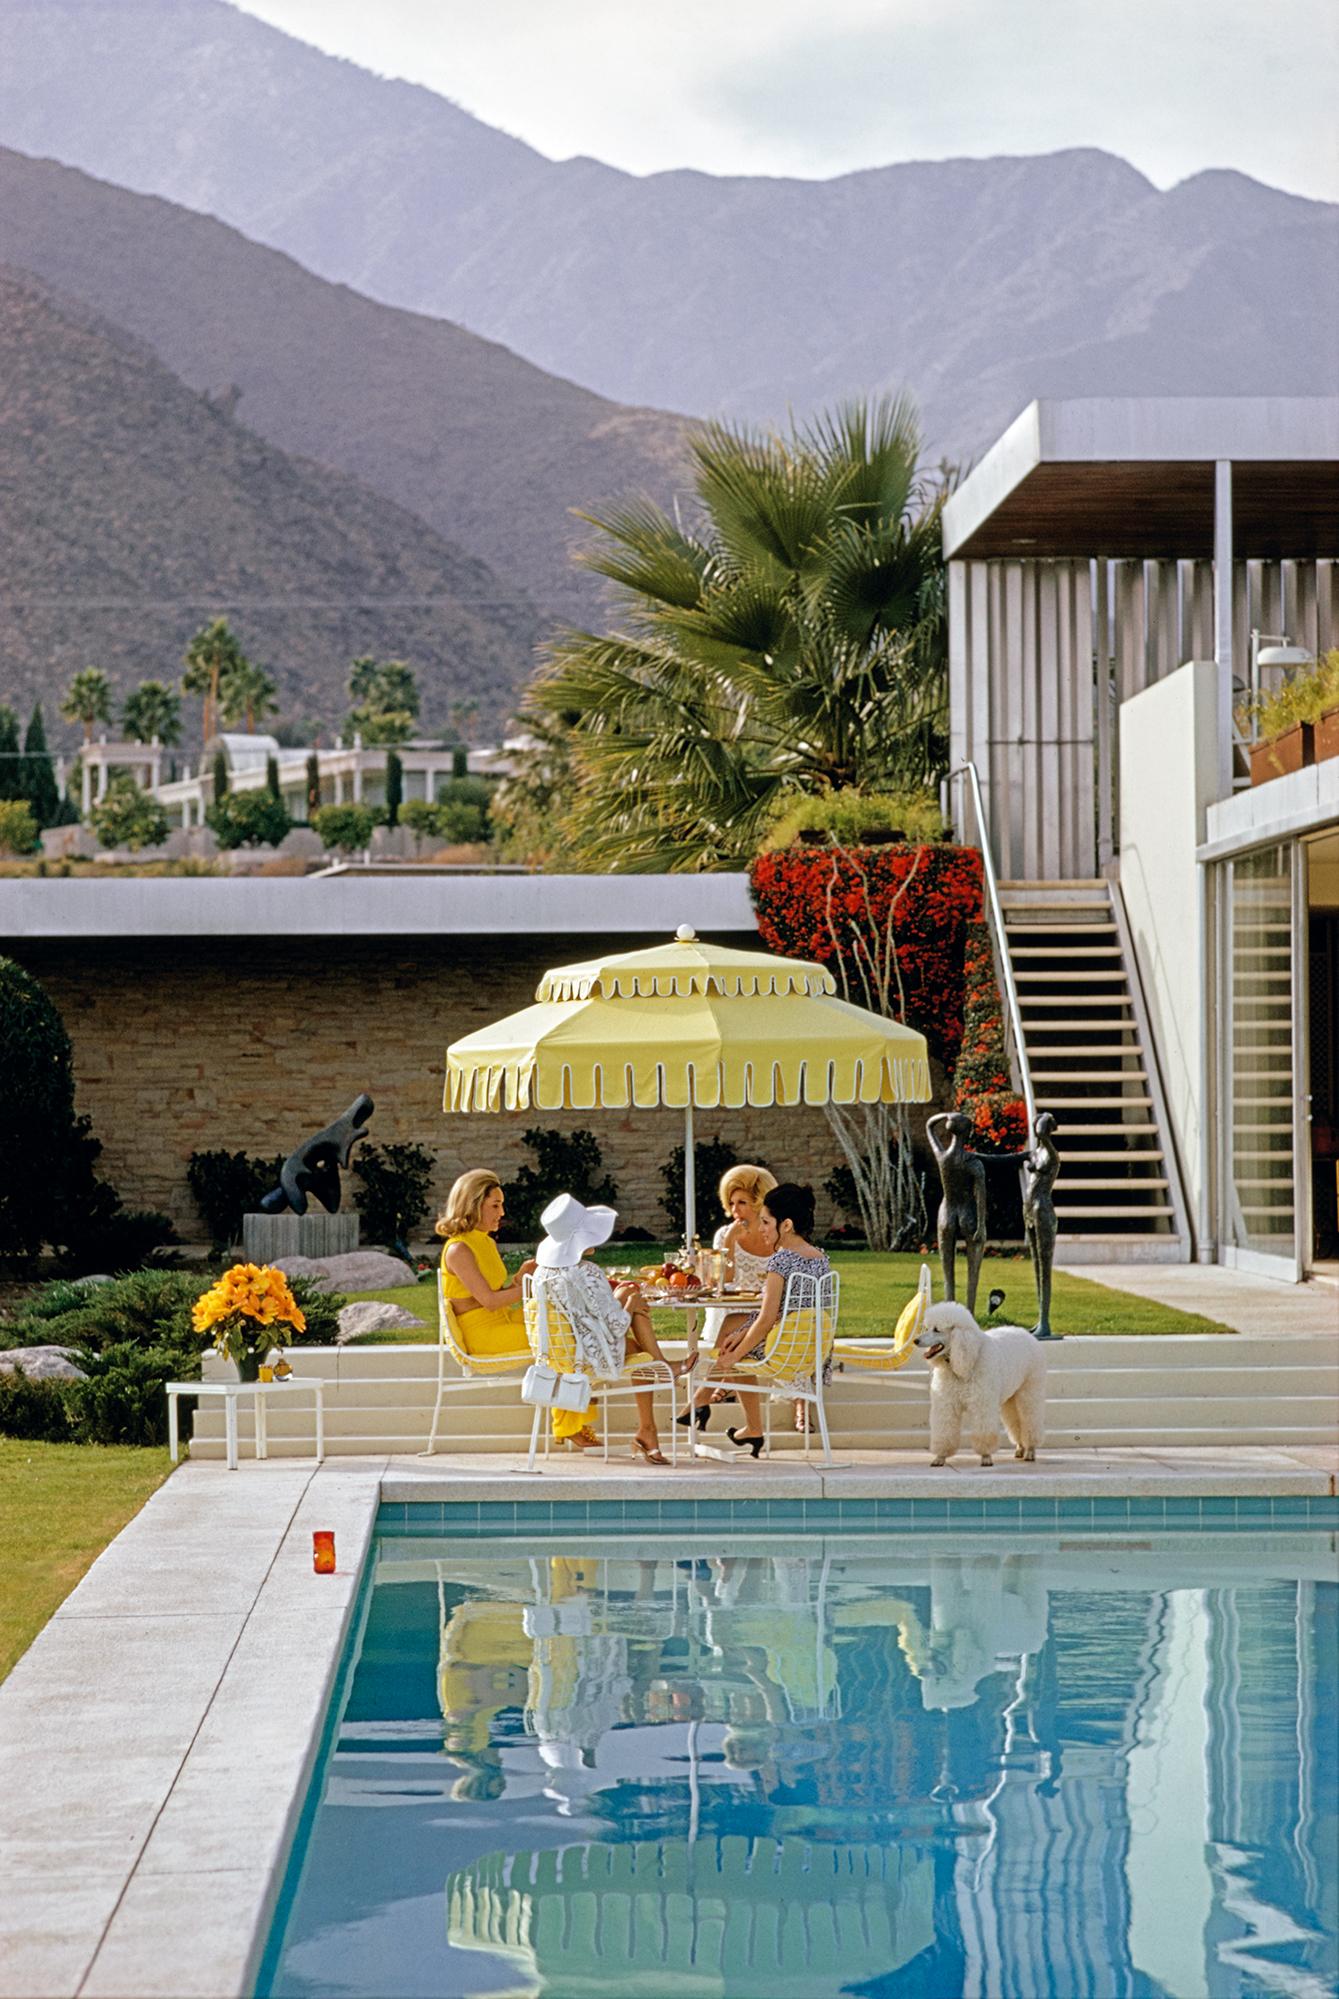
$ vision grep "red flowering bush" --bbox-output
[951,920,1027,1152]
[748,843,983,1064]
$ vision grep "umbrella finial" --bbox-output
[675,924,697,943]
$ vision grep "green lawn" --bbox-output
[0,1441,172,1681]
[347,1246,1232,1342]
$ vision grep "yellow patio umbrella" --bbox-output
[445,924,931,1243]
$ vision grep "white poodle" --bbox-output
[913,1302,1047,1466]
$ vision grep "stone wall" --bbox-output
[16,933,892,1242]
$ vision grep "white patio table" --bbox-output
[165,1378,326,1472]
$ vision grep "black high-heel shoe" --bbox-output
[726,1428,765,1458]
[675,1403,711,1431]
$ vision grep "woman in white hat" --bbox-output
[534,1194,683,1465]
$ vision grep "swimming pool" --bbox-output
[260,1503,1338,1998]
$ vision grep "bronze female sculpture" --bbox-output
[926,1111,988,1316]
[1020,1111,1061,1341]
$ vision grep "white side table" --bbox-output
[165,1379,326,1471]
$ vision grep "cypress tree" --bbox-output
[22,705,61,829]
[212,749,230,800]
[385,749,403,827]
[305,752,321,819]
[452,743,468,780]
[0,707,21,802]
[266,753,281,802]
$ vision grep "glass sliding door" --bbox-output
[1219,842,1304,1278]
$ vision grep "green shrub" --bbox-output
[401,788,490,845]
[500,1129,618,1240]
[399,798,436,840]
[89,775,170,851]
[313,803,375,853]
[762,787,944,851]
[285,1276,345,1345]
[71,1337,199,1446]
[0,1368,78,1441]
[206,790,292,849]
[1,1266,345,1445]
[62,1207,179,1276]
[353,1143,435,1255]
[435,798,486,842]
[187,1150,285,1253]
[660,1135,739,1238]
[0,799,38,855]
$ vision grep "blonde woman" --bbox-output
[713,1163,777,1288]
[692,1163,777,1421]
[438,1171,594,1447]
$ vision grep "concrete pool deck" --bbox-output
[3,1443,1337,1999]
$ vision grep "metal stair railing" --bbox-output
[942,761,1037,1130]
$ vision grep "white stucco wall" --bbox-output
[1118,660,1220,1237]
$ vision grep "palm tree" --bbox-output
[344,656,419,746]
[525,396,950,871]
[217,659,278,733]
[59,667,114,745]
[121,681,182,747]
[181,618,248,744]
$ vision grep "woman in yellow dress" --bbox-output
[437,1168,598,1449]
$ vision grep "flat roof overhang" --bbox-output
[943,399,1339,561]
[0,873,757,942]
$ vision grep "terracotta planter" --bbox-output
[1250,723,1313,786]
[1313,705,1339,765]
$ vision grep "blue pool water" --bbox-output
[261,1509,1338,1998]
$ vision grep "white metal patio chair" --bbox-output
[521,1275,681,1473]
[717,1267,841,1466]
[420,1269,534,1457]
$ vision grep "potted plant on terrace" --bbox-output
[1244,649,1339,786]
[191,1261,307,1381]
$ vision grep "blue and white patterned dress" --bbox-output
[744,1246,832,1372]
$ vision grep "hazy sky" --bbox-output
[233,0,1339,202]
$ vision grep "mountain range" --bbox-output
[0,0,1334,740]
[1,0,1335,458]
[0,264,539,732]
[0,145,691,632]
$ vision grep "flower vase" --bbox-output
[234,1348,263,1384]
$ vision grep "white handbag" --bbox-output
[521,1361,592,1413]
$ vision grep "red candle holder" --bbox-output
[312,1530,336,1574]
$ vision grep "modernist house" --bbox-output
[944,398,1339,1283]
[72,733,521,824]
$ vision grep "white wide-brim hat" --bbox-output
[535,1193,618,1268]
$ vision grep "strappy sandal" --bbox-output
[632,1437,671,1466]
[564,1426,602,1452]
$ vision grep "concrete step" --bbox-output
[185,1337,1339,1457]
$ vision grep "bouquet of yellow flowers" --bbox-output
[192,1263,307,1379]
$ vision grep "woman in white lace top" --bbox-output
[711,1162,777,1289]
[533,1194,683,1465]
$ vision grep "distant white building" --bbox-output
[75,733,526,826]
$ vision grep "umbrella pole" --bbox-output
[683,1100,696,1249]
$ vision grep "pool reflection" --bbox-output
[263,1537,1338,1999]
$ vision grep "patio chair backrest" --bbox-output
[437,1268,530,1377]
[521,1274,582,1376]
[756,1268,839,1386]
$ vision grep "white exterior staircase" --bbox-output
[998,879,1191,1263]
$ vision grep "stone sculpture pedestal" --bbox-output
[242,1212,359,1263]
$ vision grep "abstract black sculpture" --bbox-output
[926,1111,988,1316]
[260,1094,375,1217]
[1020,1111,1062,1341]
